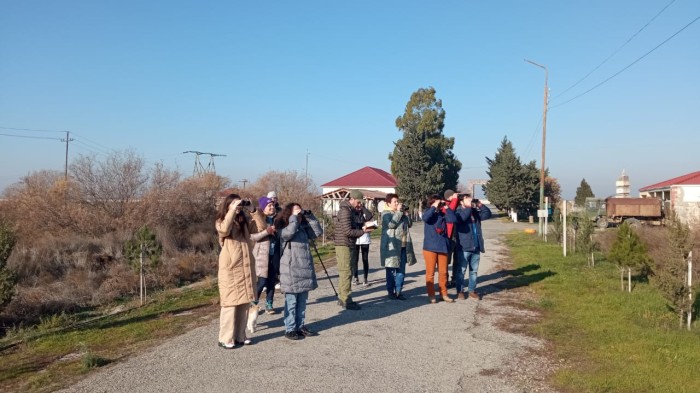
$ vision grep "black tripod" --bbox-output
[310,239,338,298]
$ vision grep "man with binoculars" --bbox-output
[454,193,492,300]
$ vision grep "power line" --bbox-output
[0,132,62,141]
[0,126,66,133]
[550,14,700,110]
[553,0,677,100]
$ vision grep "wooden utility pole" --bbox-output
[525,59,548,236]
[61,131,73,181]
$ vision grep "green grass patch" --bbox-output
[0,282,219,393]
[506,233,700,393]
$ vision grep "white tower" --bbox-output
[615,169,630,198]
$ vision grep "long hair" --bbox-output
[274,202,304,230]
[216,194,240,221]
[216,193,246,232]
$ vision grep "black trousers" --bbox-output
[352,244,370,281]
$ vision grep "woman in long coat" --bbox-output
[215,194,257,349]
[380,193,416,300]
[276,203,323,340]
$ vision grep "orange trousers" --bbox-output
[423,250,449,298]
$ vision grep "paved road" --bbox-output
[60,215,553,393]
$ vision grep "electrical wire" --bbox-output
[553,0,677,100]
[0,126,66,133]
[0,133,62,141]
[550,14,700,110]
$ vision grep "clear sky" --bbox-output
[1,1,698,200]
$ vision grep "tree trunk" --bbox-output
[620,268,624,291]
[591,252,595,268]
[627,267,632,293]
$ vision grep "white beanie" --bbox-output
[267,191,277,198]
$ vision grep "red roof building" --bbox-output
[320,166,397,216]
[639,171,700,228]
[320,166,397,189]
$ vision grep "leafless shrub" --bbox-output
[94,263,139,304]
[70,150,148,231]
[248,170,320,212]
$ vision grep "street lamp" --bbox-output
[524,59,548,236]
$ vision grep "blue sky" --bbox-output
[1,1,698,199]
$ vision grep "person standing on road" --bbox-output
[380,193,416,300]
[454,193,492,300]
[442,190,460,288]
[276,203,323,340]
[352,202,373,286]
[422,193,457,303]
[215,194,257,349]
[334,189,374,310]
[250,196,280,314]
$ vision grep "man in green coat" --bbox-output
[334,189,373,310]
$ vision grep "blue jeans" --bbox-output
[284,291,308,333]
[457,251,481,293]
[385,248,407,296]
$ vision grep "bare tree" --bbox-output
[70,150,148,229]
[248,170,319,212]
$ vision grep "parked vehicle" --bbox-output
[584,197,664,228]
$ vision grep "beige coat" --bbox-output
[216,209,257,307]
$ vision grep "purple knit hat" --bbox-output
[258,196,273,210]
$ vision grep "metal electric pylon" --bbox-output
[183,151,226,177]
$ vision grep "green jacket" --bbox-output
[380,210,417,268]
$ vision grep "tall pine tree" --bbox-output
[389,87,461,209]
[484,137,543,214]
[574,178,595,206]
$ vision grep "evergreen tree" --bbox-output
[483,137,542,215]
[389,87,461,209]
[607,222,652,292]
[574,178,595,206]
[0,220,17,312]
[653,213,694,328]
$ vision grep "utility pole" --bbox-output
[240,179,248,190]
[305,149,310,188]
[525,59,548,236]
[60,131,73,181]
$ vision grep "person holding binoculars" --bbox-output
[215,194,257,349]
[380,193,416,300]
[275,203,323,340]
[454,193,492,300]
[422,193,457,303]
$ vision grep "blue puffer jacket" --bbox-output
[279,214,323,294]
[455,205,492,253]
[421,206,456,254]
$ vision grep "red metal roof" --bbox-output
[321,166,397,188]
[639,171,700,192]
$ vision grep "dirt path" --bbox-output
[60,215,559,393]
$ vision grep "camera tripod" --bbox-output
[309,239,338,298]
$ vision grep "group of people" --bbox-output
[214,188,491,348]
[215,191,323,348]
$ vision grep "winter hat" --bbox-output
[444,189,455,199]
[267,191,277,198]
[258,196,273,210]
[348,189,364,200]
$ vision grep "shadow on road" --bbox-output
[476,264,557,297]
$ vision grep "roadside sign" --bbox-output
[537,209,548,218]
